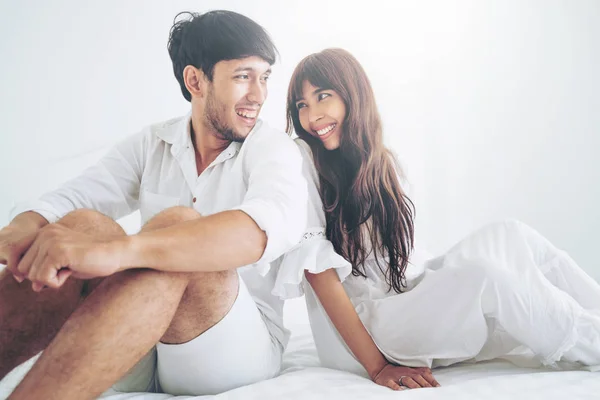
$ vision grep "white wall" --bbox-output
[1,0,599,281]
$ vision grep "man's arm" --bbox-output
[10,211,49,231]
[118,131,308,273]
[3,130,146,283]
[117,210,266,272]
[0,212,49,280]
[8,129,147,225]
[15,130,308,286]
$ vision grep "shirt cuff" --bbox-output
[8,200,62,224]
[232,199,302,268]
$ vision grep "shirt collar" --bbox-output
[155,111,259,159]
[153,112,192,159]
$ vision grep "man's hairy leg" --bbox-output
[0,209,125,380]
[9,207,238,400]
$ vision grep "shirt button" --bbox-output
[192,197,197,203]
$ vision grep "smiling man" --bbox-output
[0,10,307,399]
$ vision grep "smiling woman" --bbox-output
[281,46,600,391]
[294,81,346,150]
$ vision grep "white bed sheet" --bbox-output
[1,297,599,400]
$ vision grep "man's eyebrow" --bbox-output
[232,66,272,74]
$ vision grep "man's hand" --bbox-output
[0,224,38,282]
[15,224,123,291]
[372,363,440,390]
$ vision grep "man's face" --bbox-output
[203,56,271,142]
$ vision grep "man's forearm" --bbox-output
[115,210,267,273]
[11,211,49,231]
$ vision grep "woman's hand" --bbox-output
[372,363,440,390]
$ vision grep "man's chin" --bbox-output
[219,128,249,143]
[231,135,247,143]
[232,124,255,141]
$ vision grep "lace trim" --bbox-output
[300,229,326,243]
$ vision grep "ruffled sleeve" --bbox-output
[271,139,352,300]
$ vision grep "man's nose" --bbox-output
[247,81,266,105]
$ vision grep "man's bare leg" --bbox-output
[0,209,126,380]
[9,207,239,400]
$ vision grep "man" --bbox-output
[0,10,307,399]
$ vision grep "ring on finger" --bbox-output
[399,376,408,387]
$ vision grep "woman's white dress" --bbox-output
[272,139,600,377]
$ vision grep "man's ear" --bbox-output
[183,65,207,99]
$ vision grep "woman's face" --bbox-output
[295,80,346,150]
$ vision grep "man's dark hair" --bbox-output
[168,10,278,102]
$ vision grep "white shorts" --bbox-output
[101,275,282,396]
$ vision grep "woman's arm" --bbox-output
[305,268,387,378]
[305,268,440,390]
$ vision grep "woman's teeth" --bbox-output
[317,124,336,136]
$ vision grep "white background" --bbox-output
[1,0,598,281]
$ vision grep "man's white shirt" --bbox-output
[10,113,308,348]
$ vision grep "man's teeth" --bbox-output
[317,124,336,136]
[236,110,257,119]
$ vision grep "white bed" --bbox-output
[1,295,598,400]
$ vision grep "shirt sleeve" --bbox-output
[9,129,147,223]
[271,139,352,299]
[231,129,309,270]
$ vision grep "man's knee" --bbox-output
[152,267,238,299]
[161,269,239,344]
[57,209,125,237]
[142,206,202,232]
[57,209,108,226]
[185,269,238,297]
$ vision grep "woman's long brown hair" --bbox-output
[286,48,415,293]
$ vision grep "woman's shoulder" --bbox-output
[294,138,319,179]
[294,137,313,158]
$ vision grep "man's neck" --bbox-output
[190,117,231,175]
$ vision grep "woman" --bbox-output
[274,48,600,391]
